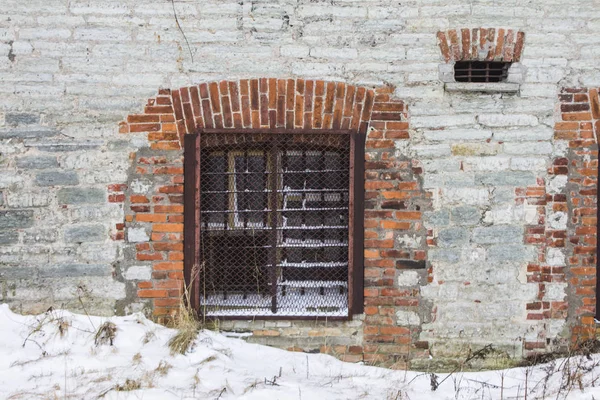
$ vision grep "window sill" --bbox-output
[444,82,520,94]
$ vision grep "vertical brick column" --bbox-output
[361,86,429,369]
[553,88,598,344]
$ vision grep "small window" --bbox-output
[193,130,360,318]
[454,61,510,83]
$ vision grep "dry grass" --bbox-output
[94,322,117,346]
[114,378,141,392]
[167,284,201,355]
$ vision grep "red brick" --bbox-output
[153,223,183,233]
[138,289,168,298]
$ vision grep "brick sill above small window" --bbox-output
[436,28,526,95]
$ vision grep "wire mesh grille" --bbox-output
[199,132,351,317]
[454,61,510,83]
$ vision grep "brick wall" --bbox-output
[1,0,599,368]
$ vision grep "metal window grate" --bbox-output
[197,131,353,318]
[454,61,510,83]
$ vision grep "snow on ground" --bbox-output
[1,304,599,400]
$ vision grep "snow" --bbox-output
[1,304,600,399]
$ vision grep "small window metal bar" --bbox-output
[185,129,361,320]
[454,61,511,83]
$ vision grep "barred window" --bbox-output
[454,61,510,83]
[184,130,364,319]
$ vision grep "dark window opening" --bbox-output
[454,61,511,83]
[185,130,363,319]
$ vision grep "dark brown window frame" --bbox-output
[184,128,365,320]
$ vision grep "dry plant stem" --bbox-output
[170,0,193,62]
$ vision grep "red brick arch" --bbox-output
[117,78,413,320]
[119,79,409,149]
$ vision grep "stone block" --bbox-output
[487,244,534,263]
[35,171,79,186]
[63,224,106,243]
[16,156,58,169]
[39,263,112,278]
[437,227,470,248]
[472,225,523,244]
[23,228,58,243]
[0,210,34,229]
[0,231,19,244]
[57,187,105,204]
[5,113,39,126]
[428,248,461,263]
[450,206,481,226]
[0,127,57,138]
[24,139,103,152]
[475,172,537,187]
[424,210,450,227]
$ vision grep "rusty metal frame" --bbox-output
[183,128,364,320]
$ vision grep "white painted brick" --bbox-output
[413,115,476,128]
[74,28,131,41]
[37,15,86,26]
[19,28,71,40]
[291,62,339,76]
[519,84,557,98]
[297,5,367,18]
[412,144,451,158]
[11,41,33,55]
[477,114,539,127]
[462,157,511,171]
[199,3,242,15]
[124,265,152,281]
[280,45,309,58]
[510,157,547,171]
[367,6,418,19]
[423,129,492,141]
[70,1,129,15]
[492,127,553,141]
[133,3,197,16]
[421,5,471,16]
[310,47,358,59]
[360,48,405,61]
[504,142,553,155]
